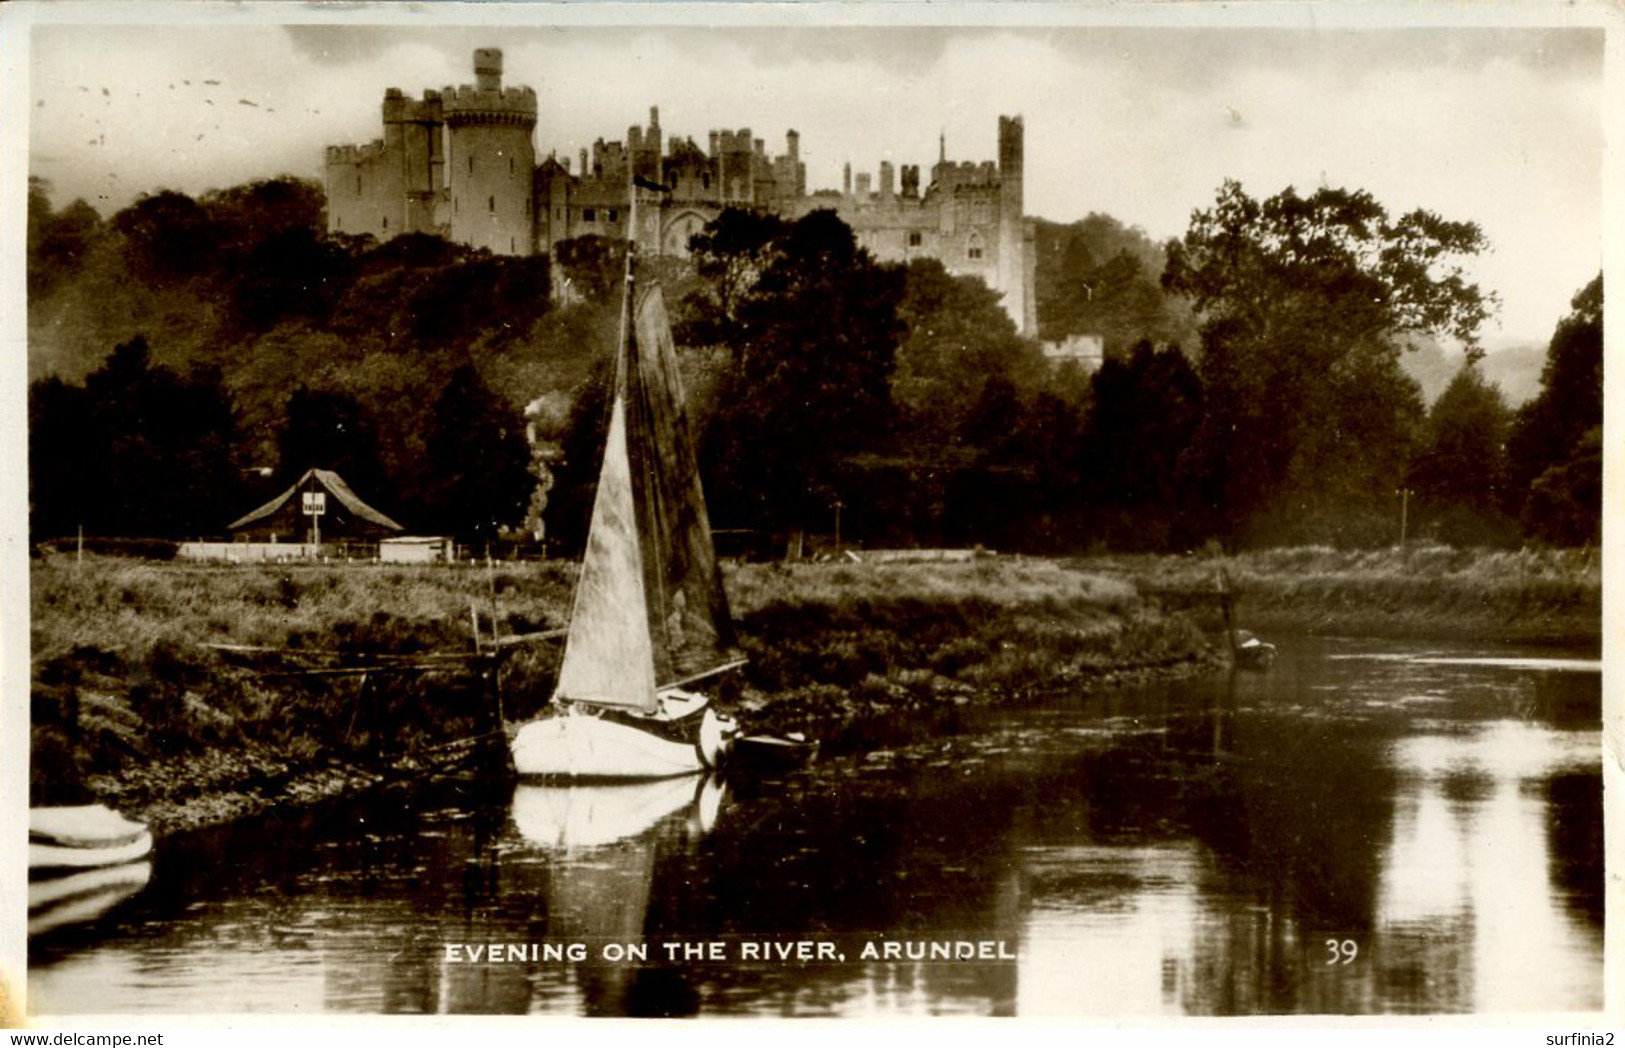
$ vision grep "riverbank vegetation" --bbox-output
[29,548,1597,831]
[28,176,1601,556]
[1087,545,1601,646]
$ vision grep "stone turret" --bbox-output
[442,49,538,255]
[996,115,1032,335]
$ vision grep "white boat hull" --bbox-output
[511,691,733,780]
[29,805,153,872]
[30,833,153,871]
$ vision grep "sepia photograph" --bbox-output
[1,0,1616,1027]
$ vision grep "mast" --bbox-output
[550,167,658,712]
[552,165,744,710]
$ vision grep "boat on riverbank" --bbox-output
[509,196,742,780]
[29,804,153,872]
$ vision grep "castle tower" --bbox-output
[324,85,444,242]
[996,115,1033,335]
[443,49,537,255]
[383,88,445,236]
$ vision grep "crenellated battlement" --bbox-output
[326,140,388,165]
[441,83,537,127]
[382,87,443,125]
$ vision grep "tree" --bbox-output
[111,190,224,284]
[1506,273,1602,545]
[1081,340,1204,548]
[278,387,388,501]
[201,177,327,257]
[892,258,1045,447]
[419,365,534,543]
[33,335,241,539]
[678,207,787,347]
[28,178,105,300]
[232,227,355,331]
[1408,362,1516,545]
[1035,214,1197,352]
[1163,180,1493,544]
[554,235,626,304]
[703,210,905,534]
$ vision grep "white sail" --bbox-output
[553,395,659,711]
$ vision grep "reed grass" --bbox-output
[29,545,1595,824]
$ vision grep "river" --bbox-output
[27,635,1604,1018]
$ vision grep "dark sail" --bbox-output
[624,286,745,689]
[554,278,742,711]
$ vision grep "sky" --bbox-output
[21,7,1612,345]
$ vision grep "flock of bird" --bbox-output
[48,75,326,149]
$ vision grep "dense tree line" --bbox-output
[27,175,1600,554]
[29,177,561,544]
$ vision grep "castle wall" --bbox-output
[324,50,1038,333]
[324,140,391,240]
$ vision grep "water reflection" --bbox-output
[1379,725,1601,1012]
[437,776,726,1016]
[26,638,1603,1018]
[27,862,152,938]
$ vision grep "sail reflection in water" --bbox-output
[436,776,726,1016]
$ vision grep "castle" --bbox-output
[325,49,1036,334]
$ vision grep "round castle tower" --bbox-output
[443,49,537,255]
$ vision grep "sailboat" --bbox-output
[510,226,743,779]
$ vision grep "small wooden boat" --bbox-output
[29,804,153,872]
[1233,630,1277,670]
[730,731,819,773]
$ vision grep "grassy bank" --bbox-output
[28,546,1598,831]
[1076,546,1601,647]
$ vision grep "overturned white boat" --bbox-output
[29,804,153,872]
[511,235,742,779]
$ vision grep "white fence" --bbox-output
[177,537,456,564]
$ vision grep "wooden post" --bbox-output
[1216,566,1238,659]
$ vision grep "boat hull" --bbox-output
[30,833,153,871]
[29,805,153,872]
[511,693,733,780]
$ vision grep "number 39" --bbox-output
[1325,939,1358,965]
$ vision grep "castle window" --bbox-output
[382,216,389,229]
[608,209,618,223]
[509,157,515,176]
[468,156,475,175]
[355,174,362,195]
[702,174,711,190]
[968,246,983,260]
[584,207,597,222]
[511,237,516,253]
[908,232,922,247]
[489,195,495,213]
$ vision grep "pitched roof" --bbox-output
[229,468,403,532]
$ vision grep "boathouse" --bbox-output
[228,468,403,544]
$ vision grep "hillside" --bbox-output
[1398,334,1546,407]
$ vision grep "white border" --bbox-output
[1,0,1620,1036]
